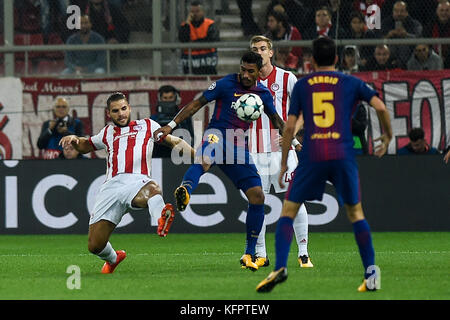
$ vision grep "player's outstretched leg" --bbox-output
[294,204,313,268]
[157,203,175,237]
[175,163,205,211]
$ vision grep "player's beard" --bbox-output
[112,115,131,127]
[239,74,255,89]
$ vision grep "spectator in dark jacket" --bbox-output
[398,127,439,155]
[37,97,83,159]
[361,44,399,71]
[424,1,450,69]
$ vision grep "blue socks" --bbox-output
[352,219,375,279]
[181,164,204,195]
[245,204,265,256]
[274,216,294,270]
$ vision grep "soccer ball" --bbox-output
[234,93,264,122]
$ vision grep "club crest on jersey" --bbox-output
[208,82,216,90]
[207,134,219,144]
[133,125,142,131]
[270,83,280,92]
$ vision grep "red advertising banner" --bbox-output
[15,70,450,159]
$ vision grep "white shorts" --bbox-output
[89,173,154,225]
[251,150,298,193]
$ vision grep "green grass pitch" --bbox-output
[0,232,448,300]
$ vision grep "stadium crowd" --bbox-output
[1,0,448,75]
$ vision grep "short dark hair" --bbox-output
[190,0,202,7]
[312,37,336,67]
[267,10,290,30]
[241,50,263,70]
[350,11,365,24]
[408,128,425,141]
[107,92,127,109]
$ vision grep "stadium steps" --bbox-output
[216,0,269,75]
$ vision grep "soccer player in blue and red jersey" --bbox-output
[154,51,287,271]
[256,37,393,293]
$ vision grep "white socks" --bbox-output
[147,194,165,226]
[255,204,309,258]
[294,204,309,257]
[97,242,117,264]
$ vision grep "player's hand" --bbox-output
[154,125,172,142]
[373,134,390,158]
[444,150,450,164]
[294,143,302,152]
[59,135,79,148]
[278,164,288,189]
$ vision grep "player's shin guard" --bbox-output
[352,219,375,279]
[181,164,204,195]
[97,242,117,264]
[293,204,309,257]
[245,204,265,256]
[147,194,165,225]
[275,216,294,270]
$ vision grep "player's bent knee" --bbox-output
[345,202,365,222]
[132,181,161,208]
[246,187,265,205]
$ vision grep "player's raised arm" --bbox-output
[369,96,393,157]
[59,135,94,154]
[154,96,208,139]
[161,134,196,159]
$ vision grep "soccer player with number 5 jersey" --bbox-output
[256,37,393,293]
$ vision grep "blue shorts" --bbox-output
[286,159,361,206]
[196,130,262,192]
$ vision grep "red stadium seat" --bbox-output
[36,59,66,74]
[14,33,44,60]
[43,33,65,59]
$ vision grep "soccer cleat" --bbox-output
[256,267,288,293]
[358,279,378,292]
[101,250,126,274]
[240,254,259,271]
[174,186,190,212]
[298,255,314,268]
[255,256,270,267]
[157,203,175,237]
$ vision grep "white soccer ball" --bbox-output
[234,93,264,122]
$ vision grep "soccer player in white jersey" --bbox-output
[59,92,194,274]
[249,35,313,268]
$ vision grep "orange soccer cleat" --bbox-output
[101,250,127,274]
[157,203,175,237]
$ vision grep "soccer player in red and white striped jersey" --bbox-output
[59,92,194,273]
[249,35,313,268]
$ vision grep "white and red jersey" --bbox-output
[89,118,161,181]
[249,66,298,153]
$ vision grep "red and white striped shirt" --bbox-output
[249,66,298,153]
[89,118,160,181]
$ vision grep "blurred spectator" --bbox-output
[273,46,299,72]
[265,10,302,67]
[343,11,378,66]
[327,0,353,33]
[381,0,437,28]
[37,97,84,160]
[361,44,398,71]
[58,144,87,160]
[14,0,42,34]
[406,44,443,71]
[381,1,423,69]
[424,1,450,69]
[352,103,368,155]
[179,1,220,75]
[83,0,130,44]
[338,45,361,73]
[237,0,261,37]
[62,15,106,75]
[265,0,312,35]
[303,6,344,40]
[297,47,314,74]
[397,128,439,155]
[151,85,194,158]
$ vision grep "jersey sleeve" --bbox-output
[287,71,298,99]
[88,126,108,150]
[288,80,303,117]
[202,78,225,102]
[356,77,378,103]
[149,119,164,143]
[262,89,277,116]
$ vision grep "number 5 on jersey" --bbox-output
[313,92,335,128]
